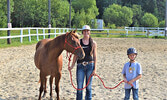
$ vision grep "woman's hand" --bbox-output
[68,65,74,71]
[92,69,96,76]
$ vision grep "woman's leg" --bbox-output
[76,64,85,100]
[85,63,94,100]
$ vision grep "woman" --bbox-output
[68,25,97,100]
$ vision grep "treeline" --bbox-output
[0,0,166,28]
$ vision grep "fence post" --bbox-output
[107,29,109,37]
[59,29,61,34]
[20,29,23,43]
[54,29,57,37]
[43,29,45,39]
[125,29,128,36]
[63,28,65,33]
[28,29,31,42]
[146,30,149,38]
[36,29,39,41]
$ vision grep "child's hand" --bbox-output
[124,79,128,83]
[128,80,134,87]
[128,80,133,85]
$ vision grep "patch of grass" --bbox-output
[0,35,56,48]
[150,36,165,39]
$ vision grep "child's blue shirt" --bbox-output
[122,61,142,89]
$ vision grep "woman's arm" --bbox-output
[92,41,97,75]
[68,55,77,70]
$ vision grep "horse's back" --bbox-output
[34,39,52,69]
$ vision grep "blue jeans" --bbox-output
[124,87,139,100]
[76,63,94,100]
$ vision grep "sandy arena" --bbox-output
[0,38,167,100]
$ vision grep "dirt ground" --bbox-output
[0,38,167,100]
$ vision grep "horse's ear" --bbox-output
[69,30,73,35]
[74,28,77,33]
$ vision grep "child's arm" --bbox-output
[128,74,142,85]
[123,74,128,83]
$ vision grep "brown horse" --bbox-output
[34,30,85,100]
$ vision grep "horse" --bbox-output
[34,30,85,100]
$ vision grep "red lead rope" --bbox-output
[67,54,133,91]
[64,34,133,90]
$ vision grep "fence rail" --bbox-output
[125,27,166,37]
[0,27,70,43]
[0,27,166,44]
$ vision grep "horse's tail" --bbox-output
[36,41,42,50]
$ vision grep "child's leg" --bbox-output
[132,88,138,100]
[124,89,131,100]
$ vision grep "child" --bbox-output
[122,47,142,100]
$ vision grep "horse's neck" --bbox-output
[47,34,65,57]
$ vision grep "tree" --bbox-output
[72,0,99,28]
[159,20,165,27]
[0,2,7,28]
[12,0,48,27]
[103,4,133,27]
[96,0,122,19]
[141,13,158,27]
[96,0,166,25]
[0,0,13,28]
[51,0,74,27]
[131,5,143,26]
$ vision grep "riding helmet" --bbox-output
[127,47,137,55]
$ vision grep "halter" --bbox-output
[64,33,82,65]
[64,33,82,54]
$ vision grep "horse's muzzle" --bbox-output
[78,52,85,60]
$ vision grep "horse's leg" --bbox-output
[42,77,47,98]
[49,76,54,98]
[55,72,61,100]
[38,72,44,100]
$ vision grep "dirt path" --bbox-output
[0,38,167,100]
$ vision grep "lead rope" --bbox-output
[67,54,133,91]
[64,33,133,90]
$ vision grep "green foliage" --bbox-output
[131,5,143,26]
[97,0,166,27]
[72,0,99,28]
[141,13,158,27]
[0,0,166,28]
[159,20,165,27]
[0,0,14,28]
[51,0,73,27]
[12,0,71,27]
[12,0,48,27]
[107,23,116,29]
[103,4,133,27]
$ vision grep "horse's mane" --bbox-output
[42,30,79,53]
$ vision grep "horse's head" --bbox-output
[64,30,85,59]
